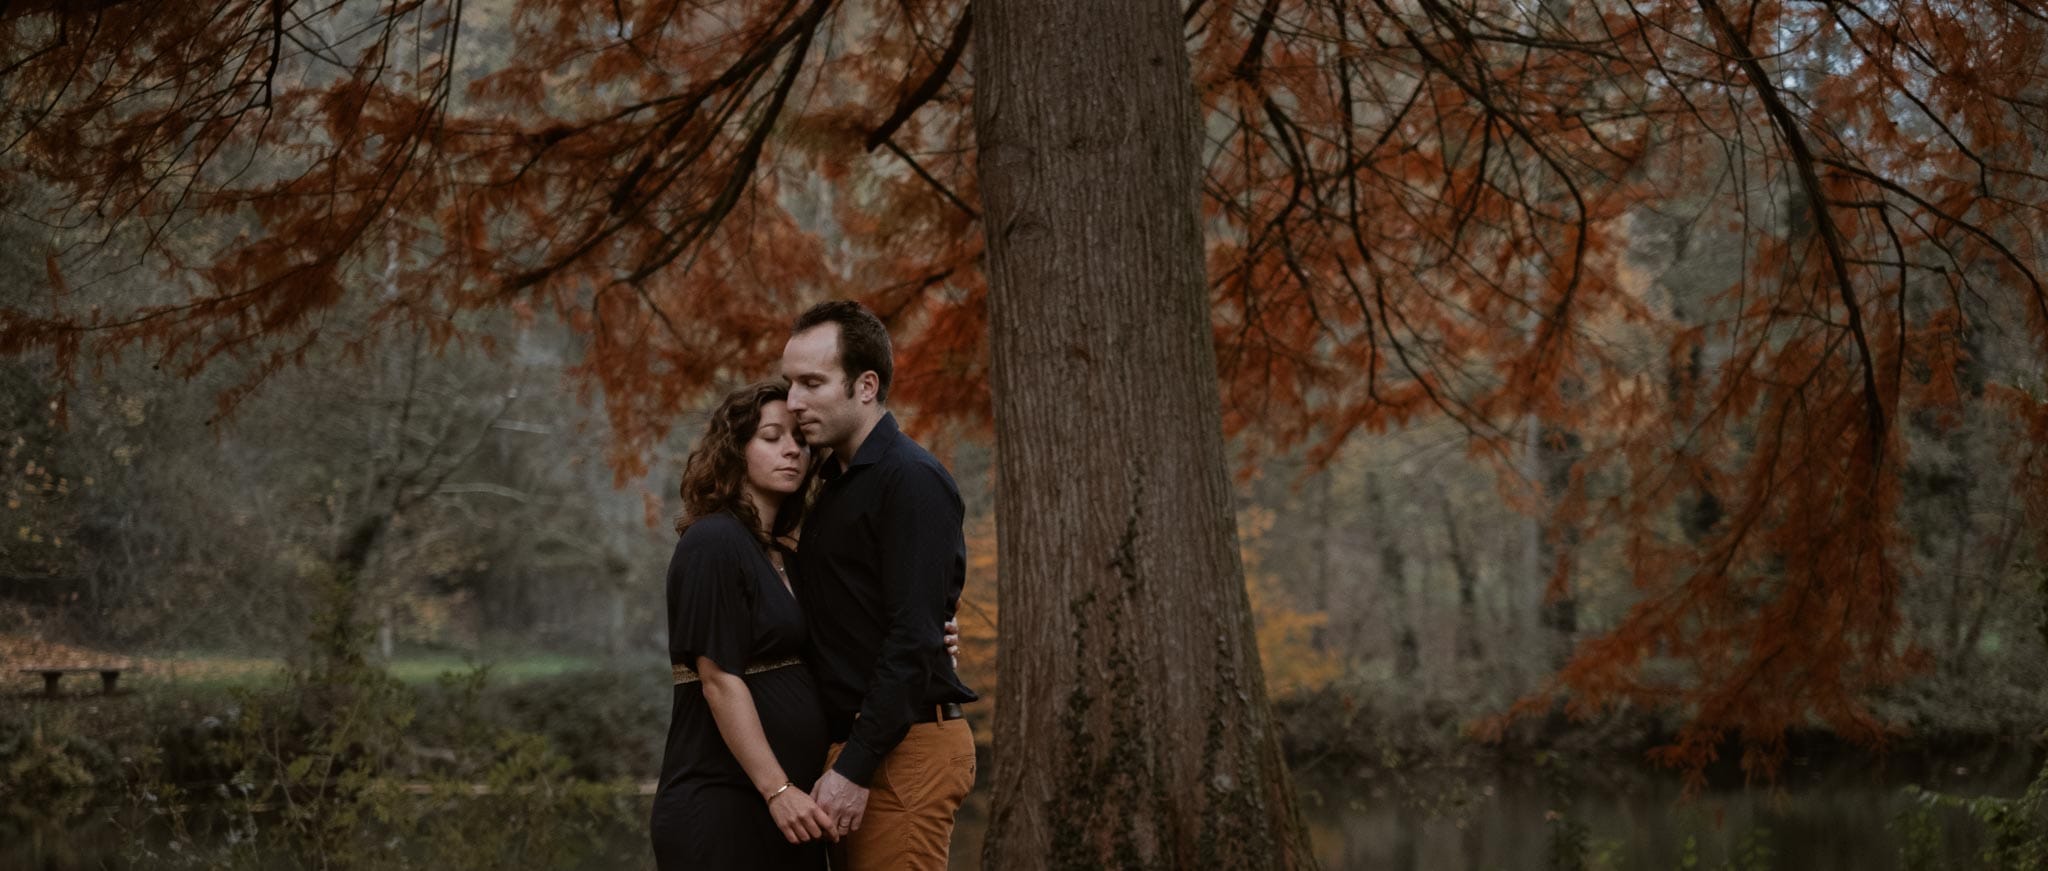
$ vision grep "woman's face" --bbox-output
[745,400,810,496]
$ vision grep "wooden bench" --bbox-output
[19,665,130,696]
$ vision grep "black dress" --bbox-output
[650,512,827,871]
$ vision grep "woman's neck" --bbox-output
[742,485,781,538]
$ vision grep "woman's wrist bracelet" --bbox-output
[764,781,795,804]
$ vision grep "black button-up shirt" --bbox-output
[796,412,978,785]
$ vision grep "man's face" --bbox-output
[781,324,865,451]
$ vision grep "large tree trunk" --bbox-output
[973,1,1315,867]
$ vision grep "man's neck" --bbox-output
[833,410,887,472]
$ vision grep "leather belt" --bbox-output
[934,702,965,723]
[672,656,803,685]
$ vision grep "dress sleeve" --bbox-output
[666,521,753,674]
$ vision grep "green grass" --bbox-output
[6,650,617,697]
[381,652,606,685]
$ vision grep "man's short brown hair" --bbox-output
[792,300,894,403]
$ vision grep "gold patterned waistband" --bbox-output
[672,656,804,685]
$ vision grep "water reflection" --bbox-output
[946,765,2015,870]
[1292,776,1974,870]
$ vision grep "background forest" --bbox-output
[7,232,2045,750]
[4,0,2048,868]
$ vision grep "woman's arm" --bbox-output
[696,656,837,844]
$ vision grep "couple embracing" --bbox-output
[648,301,980,871]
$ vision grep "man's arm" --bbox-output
[829,461,963,785]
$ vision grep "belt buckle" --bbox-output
[937,702,964,722]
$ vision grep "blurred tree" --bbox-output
[0,293,669,660]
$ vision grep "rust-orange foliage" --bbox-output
[5,0,2047,777]
[1241,508,1343,696]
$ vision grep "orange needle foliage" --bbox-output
[5,0,2047,778]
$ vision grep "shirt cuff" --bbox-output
[832,737,883,787]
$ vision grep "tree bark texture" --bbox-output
[972,0,1315,867]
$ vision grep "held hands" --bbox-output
[765,781,837,844]
[799,620,949,844]
[811,769,872,838]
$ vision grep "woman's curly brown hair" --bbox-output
[675,381,810,544]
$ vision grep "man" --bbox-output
[780,300,979,870]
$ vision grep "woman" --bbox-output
[651,381,834,870]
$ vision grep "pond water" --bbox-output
[942,758,2023,870]
[8,754,2033,870]
[1283,770,2001,870]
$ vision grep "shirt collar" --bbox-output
[821,411,899,480]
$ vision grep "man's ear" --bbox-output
[856,371,881,404]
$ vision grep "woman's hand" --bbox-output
[698,658,830,844]
[943,618,962,665]
[767,783,836,844]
